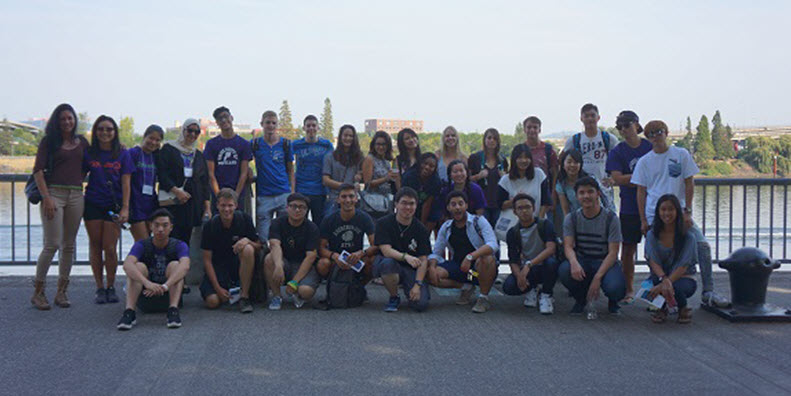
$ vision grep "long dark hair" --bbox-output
[557,149,589,185]
[333,124,362,166]
[396,128,421,171]
[508,143,536,180]
[89,115,121,159]
[368,131,393,161]
[652,194,687,262]
[44,103,79,159]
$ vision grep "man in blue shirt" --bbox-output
[252,110,294,241]
[292,115,333,226]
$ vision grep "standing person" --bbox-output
[374,187,432,312]
[468,128,509,228]
[436,126,467,184]
[83,115,133,305]
[503,194,558,314]
[402,152,442,230]
[494,144,551,240]
[437,159,487,217]
[632,120,729,308]
[361,131,399,220]
[644,194,698,324]
[204,106,252,212]
[128,125,164,242]
[395,128,421,177]
[156,119,211,246]
[263,193,322,310]
[563,103,619,209]
[251,110,294,241]
[30,103,89,310]
[116,209,190,330]
[557,177,626,317]
[555,149,608,217]
[428,191,499,313]
[322,124,363,218]
[605,111,652,304]
[519,116,559,187]
[292,114,333,225]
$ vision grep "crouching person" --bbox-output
[503,193,558,314]
[264,193,321,310]
[374,187,432,312]
[428,191,499,313]
[200,188,262,313]
[117,209,190,330]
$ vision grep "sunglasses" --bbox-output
[646,129,666,138]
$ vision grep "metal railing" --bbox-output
[1,174,789,265]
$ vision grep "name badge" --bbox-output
[142,184,154,195]
[184,167,193,177]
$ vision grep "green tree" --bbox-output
[118,116,136,148]
[278,100,296,139]
[676,116,695,151]
[686,116,692,135]
[710,110,733,159]
[693,115,714,163]
[514,121,524,136]
[77,112,91,134]
[320,97,334,140]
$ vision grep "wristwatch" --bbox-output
[415,280,425,286]
[658,275,667,283]
[465,254,474,262]
[525,260,533,268]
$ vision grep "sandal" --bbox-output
[677,307,693,324]
[651,308,668,324]
[619,295,635,306]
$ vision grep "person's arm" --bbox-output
[538,178,551,218]
[119,173,131,223]
[637,185,648,234]
[318,238,334,260]
[235,160,249,198]
[287,161,295,193]
[610,170,634,187]
[206,160,220,196]
[269,239,284,268]
[164,256,190,289]
[292,250,317,283]
[557,184,570,216]
[123,255,156,288]
[684,175,694,221]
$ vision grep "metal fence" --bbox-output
[1,174,789,265]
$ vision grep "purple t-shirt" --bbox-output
[128,146,158,222]
[128,238,189,283]
[84,148,134,208]
[203,135,253,190]
[605,139,653,215]
[438,182,488,215]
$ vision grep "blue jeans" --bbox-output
[558,259,626,304]
[255,193,289,241]
[687,223,713,293]
[374,256,430,312]
[650,276,697,309]
[502,257,558,296]
[306,194,327,226]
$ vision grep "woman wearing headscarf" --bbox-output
[156,118,211,245]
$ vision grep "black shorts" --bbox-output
[84,200,115,222]
[620,214,643,245]
[199,258,241,299]
[137,292,182,313]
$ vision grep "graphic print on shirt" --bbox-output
[217,147,239,166]
[335,225,359,251]
[668,159,682,178]
[628,157,640,173]
[580,140,607,160]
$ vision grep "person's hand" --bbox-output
[478,169,489,179]
[409,284,421,301]
[516,272,529,292]
[347,251,363,266]
[143,281,165,297]
[570,261,585,282]
[41,196,56,219]
[661,278,675,301]
[683,212,693,230]
[203,210,212,222]
[404,254,422,269]
[175,188,191,204]
[118,207,129,224]
[601,177,614,188]
[648,283,662,300]
[587,277,601,302]
[640,220,650,236]
[214,286,230,301]
[460,257,472,274]
[232,238,250,255]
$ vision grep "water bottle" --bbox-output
[585,301,598,320]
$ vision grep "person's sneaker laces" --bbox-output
[701,291,730,308]
[539,293,554,315]
[523,288,538,308]
[117,309,136,330]
[105,287,120,304]
[268,296,282,311]
[570,301,585,315]
[457,286,475,305]
[167,307,182,328]
[292,294,305,309]
[384,295,400,312]
[239,298,253,314]
[95,288,106,305]
[471,296,491,313]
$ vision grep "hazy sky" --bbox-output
[2,0,789,136]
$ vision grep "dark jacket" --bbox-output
[156,143,209,227]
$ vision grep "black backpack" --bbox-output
[325,265,366,309]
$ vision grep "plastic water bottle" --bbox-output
[585,301,598,320]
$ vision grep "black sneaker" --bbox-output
[105,287,119,303]
[95,288,106,304]
[608,300,621,315]
[239,298,253,314]
[117,309,136,330]
[570,301,585,315]
[166,307,182,328]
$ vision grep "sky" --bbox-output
[2,0,789,136]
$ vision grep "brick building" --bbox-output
[364,119,424,135]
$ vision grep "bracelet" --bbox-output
[287,280,299,291]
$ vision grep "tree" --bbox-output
[676,115,694,151]
[710,110,733,159]
[685,116,692,135]
[514,121,524,136]
[693,115,714,163]
[320,97,334,140]
[77,112,91,134]
[118,116,136,148]
[278,100,295,139]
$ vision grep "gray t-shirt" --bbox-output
[563,207,621,260]
[323,152,361,202]
[644,230,698,276]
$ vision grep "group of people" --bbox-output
[29,102,731,330]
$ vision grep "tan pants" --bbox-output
[36,187,84,281]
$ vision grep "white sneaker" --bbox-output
[538,293,554,315]
[523,288,538,308]
[292,294,305,309]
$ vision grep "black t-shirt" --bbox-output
[374,214,432,257]
[449,223,476,262]
[201,211,259,265]
[269,216,319,262]
[319,209,375,253]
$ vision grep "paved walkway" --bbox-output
[3,273,791,396]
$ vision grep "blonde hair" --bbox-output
[440,125,465,158]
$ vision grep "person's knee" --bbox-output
[298,286,315,300]
[204,295,221,309]
[316,258,331,276]
[378,257,399,275]
[241,244,255,260]
[502,274,521,295]
[557,260,571,280]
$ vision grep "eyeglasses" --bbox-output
[186,128,201,135]
[646,129,665,138]
[96,127,115,132]
[288,203,307,211]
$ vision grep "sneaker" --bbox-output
[472,296,491,313]
[457,286,475,305]
[117,309,136,330]
[239,298,253,314]
[268,296,282,311]
[384,295,400,312]
[701,291,730,308]
[608,300,621,315]
[166,307,182,328]
[538,293,554,315]
[94,288,106,304]
[523,288,538,308]
[292,294,305,309]
[570,301,585,315]
[105,287,119,303]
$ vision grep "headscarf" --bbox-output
[165,118,200,155]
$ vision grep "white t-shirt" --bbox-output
[563,130,620,182]
[498,167,547,205]
[631,146,699,224]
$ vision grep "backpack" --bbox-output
[572,130,611,153]
[325,264,366,309]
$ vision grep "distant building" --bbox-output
[364,119,424,135]
[170,118,252,137]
